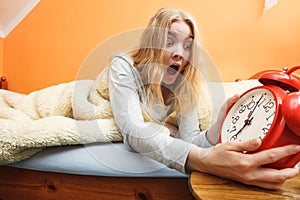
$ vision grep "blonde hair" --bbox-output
[131,7,207,115]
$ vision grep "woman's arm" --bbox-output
[178,109,213,147]
[178,94,239,147]
[108,55,193,173]
[186,138,300,190]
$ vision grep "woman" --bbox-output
[108,7,300,190]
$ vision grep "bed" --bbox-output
[0,76,7,90]
[0,69,299,200]
[0,144,193,200]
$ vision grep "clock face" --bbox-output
[221,87,277,142]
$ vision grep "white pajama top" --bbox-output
[108,54,213,174]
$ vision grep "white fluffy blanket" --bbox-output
[0,68,214,165]
[0,68,124,165]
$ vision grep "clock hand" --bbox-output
[230,116,254,141]
[247,94,264,120]
[229,94,264,141]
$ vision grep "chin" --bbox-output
[162,77,177,85]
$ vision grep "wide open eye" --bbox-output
[185,44,192,50]
[166,39,173,47]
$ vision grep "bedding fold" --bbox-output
[0,68,124,165]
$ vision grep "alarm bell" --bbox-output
[282,92,300,135]
[265,66,300,136]
[259,66,300,92]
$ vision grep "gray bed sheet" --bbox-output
[8,142,187,177]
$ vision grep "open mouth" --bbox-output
[167,64,179,75]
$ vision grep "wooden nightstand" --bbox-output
[189,171,300,199]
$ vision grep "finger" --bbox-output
[226,94,240,108]
[242,167,299,190]
[225,138,262,152]
[244,180,284,190]
[217,94,240,122]
[253,167,299,183]
[251,144,300,166]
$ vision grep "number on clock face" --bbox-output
[221,88,277,142]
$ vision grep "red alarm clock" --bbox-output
[220,66,300,169]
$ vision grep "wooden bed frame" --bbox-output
[0,166,193,200]
[1,68,299,200]
[0,76,8,90]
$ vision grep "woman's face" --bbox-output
[162,20,193,85]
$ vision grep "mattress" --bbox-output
[8,142,187,177]
[9,142,299,178]
[6,80,299,176]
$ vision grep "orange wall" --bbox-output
[0,37,3,76]
[3,0,300,93]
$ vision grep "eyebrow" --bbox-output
[167,30,194,40]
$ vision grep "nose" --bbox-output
[171,44,184,59]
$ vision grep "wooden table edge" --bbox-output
[188,171,300,200]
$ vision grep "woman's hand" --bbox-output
[206,94,240,145]
[186,138,300,190]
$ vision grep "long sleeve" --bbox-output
[178,109,213,148]
[108,54,193,173]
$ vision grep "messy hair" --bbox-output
[131,7,208,115]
